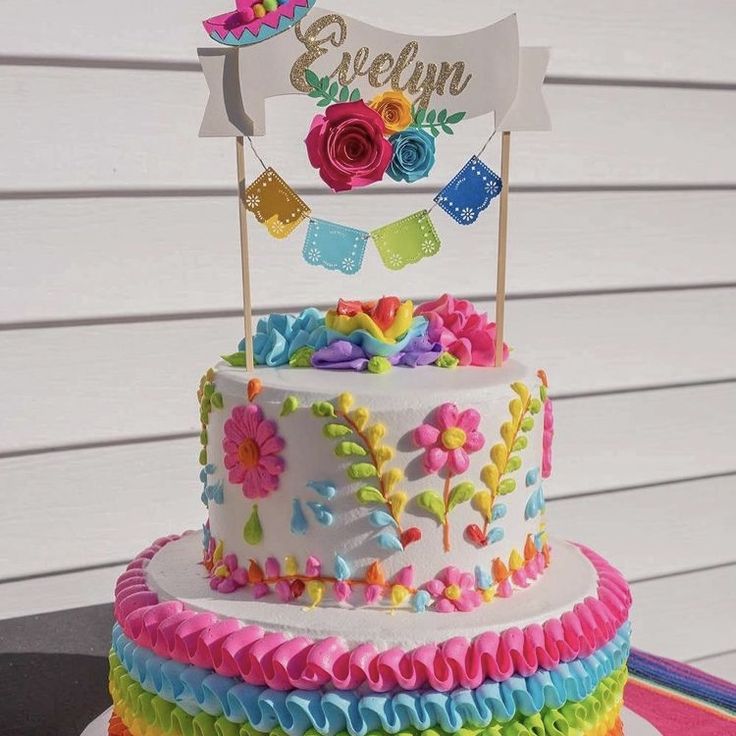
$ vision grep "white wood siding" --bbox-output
[1,0,734,680]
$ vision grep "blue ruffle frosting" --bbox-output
[111,622,631,735]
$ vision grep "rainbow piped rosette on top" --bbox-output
[204,0,317,47]
[224,294,509,372]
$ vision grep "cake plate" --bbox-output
[80,707,662,735]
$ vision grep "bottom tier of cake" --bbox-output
[108,535,632,736]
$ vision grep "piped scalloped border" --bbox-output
[114,536,632,694]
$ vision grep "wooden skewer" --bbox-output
[236,136,255,373]
[494,130,512,368]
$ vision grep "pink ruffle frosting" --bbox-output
[114,536,631,694]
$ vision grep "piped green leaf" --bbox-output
[281,396,299,417]
[529,398,543,415]
[243,504,263,546]
[347,463,378,480]
[499,478,517,496]
[335,441,367,458]
[506,456,522,473]
[447,482,475,512]
[356,486,384,505]
[199,429,208,446]
[416,491,446,524]
[312,401,336,418]
[521,417,535,433]
[221,352,246,367]
[324,423,352,439]
[512,436,528,452]
[211,393,224,410]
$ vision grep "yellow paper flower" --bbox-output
[369,90,414,134]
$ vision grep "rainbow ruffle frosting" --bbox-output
[108,537,631,736]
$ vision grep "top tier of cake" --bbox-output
[197,296,553,613]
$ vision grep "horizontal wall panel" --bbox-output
[0,438,203,580]
[1,1,735,84]
[2,191,735,323]
[2,289,735,453]
[548,477,735,581]
[3,69,736,191]
[631,565,736,661]
[0,566,124,622]
[1,382,735,580]
[688,651,736,682]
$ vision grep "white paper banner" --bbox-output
[199,9,550,137]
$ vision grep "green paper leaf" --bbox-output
[350,88,362,102]
[431,125,440,137]
[320,76,329,90]
[416,491,446,524]
[347,463,378,480]
[521,417,535,433]
[324,423,352,439]
[317,98,331,107]
[328,81,339,98]
[414,108,426,125]
[498,478,517,496]
[243,505,263,546]
[304,68,321,90]
[356,486,384,505]
[335,441,367,457]
[506,456,522,473]
[437,109,448,123]
[447,482,475,512]
[339,86,349,102]
[426,110,437,124]
[512,436,528,452]
[221,352,246,367]
[211,393,224,410]
[446,111,466,124]
[441,124,454,135]
[308,89,324,98]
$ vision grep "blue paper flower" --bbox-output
[387,129,436,184]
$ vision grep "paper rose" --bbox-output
[368,90,413,134]
[305,101,393,192]
[387,128,436,184]
[413,402,485,475]
[425,566,482,613]
[223,405,285,499]
[415,294,510,367]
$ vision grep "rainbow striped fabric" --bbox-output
[626,649,736,734]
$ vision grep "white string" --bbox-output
[246,136,268,171]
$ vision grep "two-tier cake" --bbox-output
[107,295,631,736]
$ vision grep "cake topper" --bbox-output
[198,4,551,371]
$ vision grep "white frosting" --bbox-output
[204,359,549,596]
[148,533,597,648]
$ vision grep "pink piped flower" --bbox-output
[542,397,554,479]
[413,403,485,475]
[425,567,482,613]
[414,294,509,367]
[223,404,285,499]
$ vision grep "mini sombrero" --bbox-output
[203,0,318,47]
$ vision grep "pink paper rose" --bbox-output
[305,101,393,192]
[414,294,510,367]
